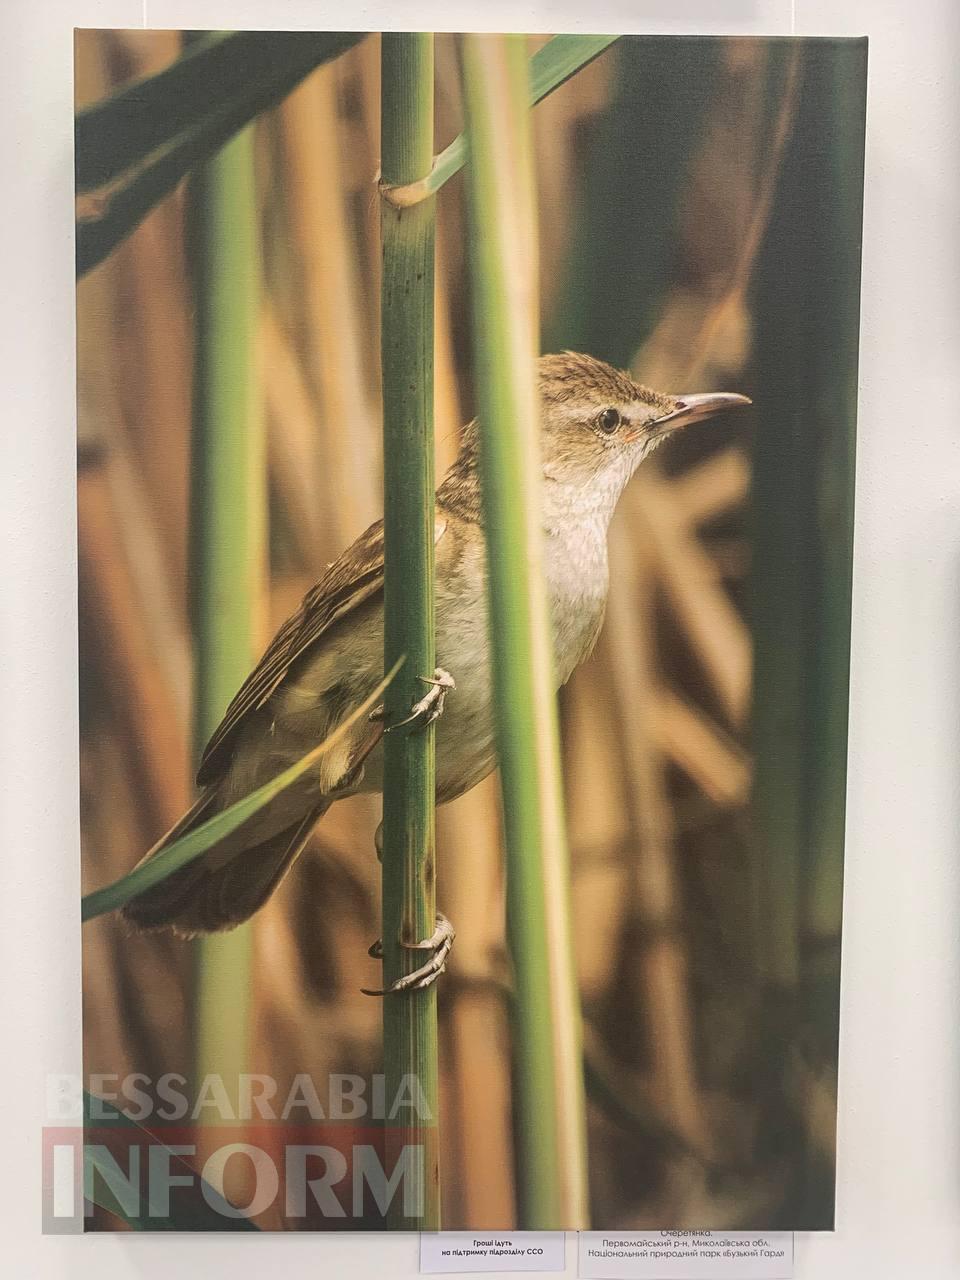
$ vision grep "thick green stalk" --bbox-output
[798,43,866,1229]
[188,124,263,1107]
[750,41,866,1225]
[749,46,815,999]
[801,41,866,961]
[751,42,865,995]
[461,33,588,1230]
[379,33,440,1231]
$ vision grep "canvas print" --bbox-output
[73,31,867,1232]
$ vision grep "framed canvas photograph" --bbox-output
[73,29,866,1233]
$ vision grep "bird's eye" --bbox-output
[598,407,621,435]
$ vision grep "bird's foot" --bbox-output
[375,668,455,732]
[362,912,456,995]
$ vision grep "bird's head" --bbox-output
[537,351,751,515]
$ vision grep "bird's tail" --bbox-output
[121,794,331,937]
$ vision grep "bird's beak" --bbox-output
[651,391,752,439]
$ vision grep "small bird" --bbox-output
[123,352,749,988]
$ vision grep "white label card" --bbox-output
[578,1232,793,1279]
[420,1232,566,1273]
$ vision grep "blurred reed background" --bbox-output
[76,31,863,1230]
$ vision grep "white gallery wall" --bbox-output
[1,1,958,1276]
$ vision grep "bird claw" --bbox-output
[361,913,455,996]
[385,668,455,732]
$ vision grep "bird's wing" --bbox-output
[196,513,448,786]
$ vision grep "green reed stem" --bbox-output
[461,32,589,1230]
[188,122,263,1108]
[751,41,866,1224]
[379,31,440,1231]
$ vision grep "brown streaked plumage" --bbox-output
[196,515,443,787]
[122,353,750,940]
[539,350,673,415]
